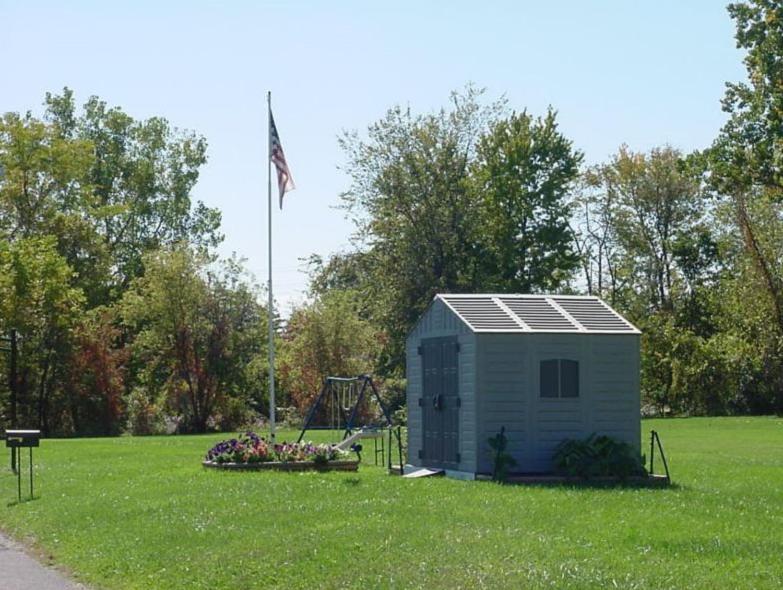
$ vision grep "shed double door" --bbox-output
[420,336,460,467]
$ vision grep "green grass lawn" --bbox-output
[0,417,781,589]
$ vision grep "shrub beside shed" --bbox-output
[406,294,641,478]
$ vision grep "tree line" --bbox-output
[1,1,781,437]
[0,90,269,435]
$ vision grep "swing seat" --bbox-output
[334,428,384,451]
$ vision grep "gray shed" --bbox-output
[406,294,641,477]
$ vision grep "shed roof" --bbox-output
[435,294,640,334]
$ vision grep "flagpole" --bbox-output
[267,90,276,441]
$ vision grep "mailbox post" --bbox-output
[5,429,40,502]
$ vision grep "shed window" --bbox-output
[540,360,559,398]
[540,359,579,398]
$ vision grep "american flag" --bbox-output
[269,111,295,208]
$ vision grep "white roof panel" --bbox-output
[437,294,640,334]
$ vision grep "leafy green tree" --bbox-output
[305,251,373,300]
[44,88,223,294]
[708,0,783,335]
[587,146,704,314]
[569,176,627,304]
[705,0,783,412]
[0,110,109,306]
[0,89,233,435]
[0,237,84,433]
[278,289,382,417]
[121,247,266,433]
[339,86,502,372]
[0,111,92,238]
[707,193,783,412]
[709,1,783,196]
[473,109,582,292]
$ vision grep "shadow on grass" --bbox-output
[6,496,39,508]
[540,481,681,491]
[487,478,683,491]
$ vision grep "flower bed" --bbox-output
[202,432,358,472]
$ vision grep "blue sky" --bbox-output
[1,1,745,313]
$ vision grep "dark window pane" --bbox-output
[540,359,559,398]
[561,359,579,398]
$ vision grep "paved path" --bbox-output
[0,531,87,590]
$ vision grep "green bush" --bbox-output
[216,396,258,432]
[553,434,646,479]
[488,427,517,482]
[125,387,168,435]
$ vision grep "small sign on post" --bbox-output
[5,430,40,502]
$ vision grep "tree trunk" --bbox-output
[736,194,783,336]
[37,350,52,434]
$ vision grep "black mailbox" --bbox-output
[5,429,41,448]
[5,429,40,501]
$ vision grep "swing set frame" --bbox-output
[297,374,405,473]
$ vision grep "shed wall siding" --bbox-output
[406,299,477,473]
[475,335,529,473]
[475,333,640,474]
[585,334,641,450]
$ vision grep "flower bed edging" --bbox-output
[202,459,359,472]
[204,432,354,468]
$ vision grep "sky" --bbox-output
[1,1,746,315]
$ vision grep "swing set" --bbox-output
[297,374,405,474]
